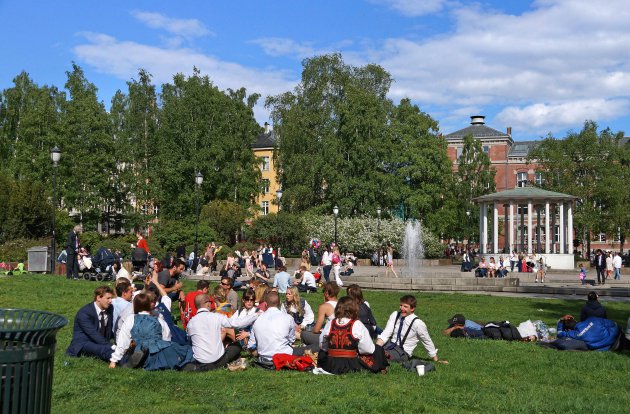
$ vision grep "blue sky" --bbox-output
[2,0,630,140]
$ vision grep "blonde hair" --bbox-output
[254,285,268,303]
[213,285,227,303]
[285,286,304,316]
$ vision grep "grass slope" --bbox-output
[1,275,629,414]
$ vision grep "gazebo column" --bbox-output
[503,204,509,253]
[493,202,499,254]
[527,200,533,254]
[551,204,556,253]
[545,202,550,254]
[478,203,484,254]
[536,205,542,253]
[558,202,566,254]
[481,203,488,254]
[520,204,525,253]
[567,201,574,255]
[509,202,515,253]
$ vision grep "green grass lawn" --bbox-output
[1,274,629,414]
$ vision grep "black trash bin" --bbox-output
[0,309,68,414]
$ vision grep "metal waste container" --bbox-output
[0,309,68,414]
[26,247,50,273]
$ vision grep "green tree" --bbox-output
[246,212,307,253]
[388,98,454,234]
[267,54,394,215]
[0,71,64,181]
[154,68,261,219]
[529,121,626,254]
[58,63,116,229]
[200,200,247,245]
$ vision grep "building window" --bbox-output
[516,172,528,188]
[456,147,463,159]
[261,201,269,215]
[141,205,148,215]
[152,205,159,216]
[535,172,543,186]
[554,225,560,243]
[261,156,270,171]
[517,205,528,215]
[261,179,270,195]
[482,146,489,153]
[596,233,607,242]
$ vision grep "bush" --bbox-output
[0,238,51,262]
[151,219,220,259]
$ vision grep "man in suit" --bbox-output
[66,224,82,280]
[66,286,115,361]
[594,249,607,285]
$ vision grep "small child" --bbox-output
[579,263,587,285]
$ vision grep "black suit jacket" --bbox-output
[66,302,114,356]
[66,230,80,255]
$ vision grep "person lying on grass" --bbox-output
[442,314,485,339]
[376,294,448,368]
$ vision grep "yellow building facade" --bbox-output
[252,123,280,215]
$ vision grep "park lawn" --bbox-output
[1,274,629,414]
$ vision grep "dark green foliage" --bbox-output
[0,238,50,261]
[200,199,247,245]
[150,218,220,257]
[267,54,452,231]
[246,212,307,253]
[529,121,628,252]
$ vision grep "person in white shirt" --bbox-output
[248,291,315,359]
[183,294,259,371]
[376,295,447,365]
[112,281,133,334]
[281,287,315,331]
[613,252,622,280]
[294,265,317,293]
[272,265,292,293]
[321,247,332,283]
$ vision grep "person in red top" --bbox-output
[136,232,150,254]
[182,280,212,329]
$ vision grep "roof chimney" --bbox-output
[264,122,270,134]
[470,115,485,125]
[507,126,512,136]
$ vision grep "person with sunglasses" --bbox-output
[220,276,240,312]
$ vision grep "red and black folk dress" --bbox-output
[321,319,364,374]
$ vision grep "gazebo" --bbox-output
[472,187,578,269]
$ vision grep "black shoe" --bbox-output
[124,349,148,369]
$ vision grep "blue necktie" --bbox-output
[396,316,406,345]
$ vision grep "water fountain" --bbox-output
[402,220,425,277]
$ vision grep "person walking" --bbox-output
[613,252,622,280]
[65,225,82,280]
[594,249,606,285]
[384,245,398,278]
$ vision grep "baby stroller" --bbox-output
[91,247,116,281]
[132,247,149,272]
[78,252,98,280]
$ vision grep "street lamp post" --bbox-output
[276,187,283,211]
[333,205,339,246]
[466,210,471,252]
[50,147,61,274]
[376,207,382,267]
[194,172,203,273]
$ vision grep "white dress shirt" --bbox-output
[299,271,316,288]
[110,312,171,363]
[319,318,375,355]
[322,251,332,266]
[249,307,295,358]
[112,297,131,334]
[186,308,259,364]
[378,311,438,358]
[280,299,315,328]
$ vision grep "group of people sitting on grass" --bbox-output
[66,270,449,374]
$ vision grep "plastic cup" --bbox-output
[416,364,425,376]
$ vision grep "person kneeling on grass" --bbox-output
[376,294,448,371]
[542,315,619,351]
[183,293,260,372]
[318,296,388,374]
[294,265,317,293]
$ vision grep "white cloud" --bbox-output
[250,38,316,59]
[131,10,214,39]
[495,99,630,133]
[369,0,447,16]
[353,0,630,134]
[73,32,297,122]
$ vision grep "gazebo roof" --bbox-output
[472,187,578,203]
